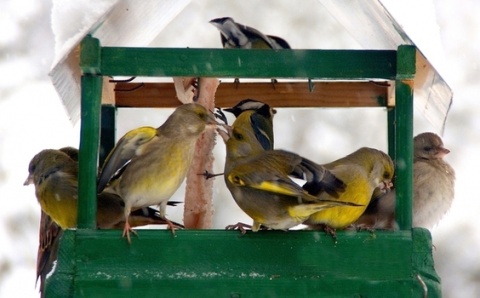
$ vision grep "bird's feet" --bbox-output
[226,222,252,235]
[122,222,138,244]
[351,224,377,238]
[161,217,178,237]
[323,225,338,244]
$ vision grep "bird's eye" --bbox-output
[196,111,205,119]
[383,172,390,179]
[424,146,432,152]
[229,175,243,186]
[234,132,244,140]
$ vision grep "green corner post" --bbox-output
[387,107,395,160]
[100,105,116,167]
[395,45,415,230]
[78,35,103,229]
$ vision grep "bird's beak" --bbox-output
[378,180,393,192]
[206,110,221,126]
[207,116,219,126]
[216,124,232,144]
[384,180,393,190]
[209,18,223,27]
[24,174,33,186]
[436,147,450,158]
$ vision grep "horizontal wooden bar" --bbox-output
[114,81,390,108]
[101,48,397,79]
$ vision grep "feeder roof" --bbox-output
[50,0,451,132]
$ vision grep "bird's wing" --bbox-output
[250,112,274,150]
[37,211,63,296]
[267,35,291,49]
[269,150,346,198]
[97,127,157,192]
[227,165,315,200]
[240,23,277,48]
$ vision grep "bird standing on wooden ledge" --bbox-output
[25,147,184,296]
[303,147,395,239]
[24,147,183,231]
[97,103,217,243]
[354,132,455,230]
[221,111,359,233]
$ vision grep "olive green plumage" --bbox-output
[223,112,353,232]
[97,103,215,242]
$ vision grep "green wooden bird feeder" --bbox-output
[46,1,452,297]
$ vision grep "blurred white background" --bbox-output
[0,0,478,297]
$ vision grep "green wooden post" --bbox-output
[387,108,395,159]
[78,36,102,229]
[395,45,416,230]
[100,105,116,167]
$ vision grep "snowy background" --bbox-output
[1,0,479,297]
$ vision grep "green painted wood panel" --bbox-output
[394,45,416,230]
[45,229,440,298]
[78,75,102,229]
[395,80,414,230]
[100,47,397,79]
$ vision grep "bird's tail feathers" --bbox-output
[126,207,185,229]
[289,200,363,219]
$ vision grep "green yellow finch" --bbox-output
[304,147,394,233]
[97,103,216,242]
[24,148,179,230]
[26,147,183,295]
[222,112,358,232]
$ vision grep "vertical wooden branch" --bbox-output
[183,78,219,229]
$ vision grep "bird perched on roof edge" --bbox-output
[210,17,290,86]
[210,17,291,50]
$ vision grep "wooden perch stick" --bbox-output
[183,78,219,229]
